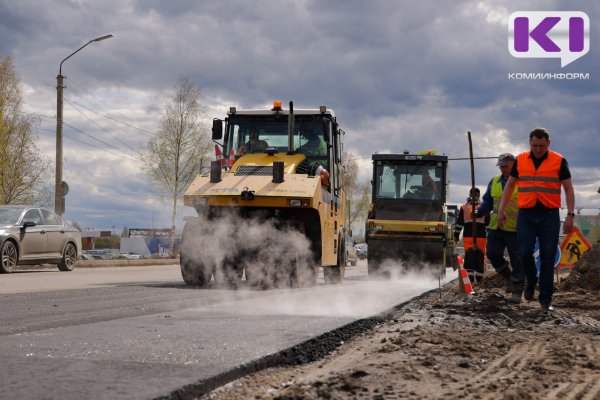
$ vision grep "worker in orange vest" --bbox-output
[498,128,575,312]
[454,187,490,282]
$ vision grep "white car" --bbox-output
[345,236,358,266]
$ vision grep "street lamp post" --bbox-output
[55,34,113,216]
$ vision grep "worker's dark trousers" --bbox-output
[516,208,560,305]
[486,228,519,276]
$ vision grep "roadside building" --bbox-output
[120,228,179,258]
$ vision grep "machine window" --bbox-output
[376,163,441,200]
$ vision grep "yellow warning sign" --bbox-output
[558,226,592,268]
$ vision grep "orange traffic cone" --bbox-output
[228,148,235,169]
[215,145,226,168]
[459,263,475,295]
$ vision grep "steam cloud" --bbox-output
[180,210,316,289]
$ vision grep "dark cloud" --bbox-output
[2,0,598,229]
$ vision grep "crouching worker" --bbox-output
[454,187,489,282]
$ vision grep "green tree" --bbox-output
[0,56,52,205]
[95,235,120,250]
[140,76,211,255]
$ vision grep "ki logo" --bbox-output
[508,11,590,67]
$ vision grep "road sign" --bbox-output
[534,239,561,275]
[61,181,69,196]
[558,226,592,268]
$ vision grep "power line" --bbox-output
[62,121,138,162]
[68,78,158,137]
[29,109,144,161]
[63,131,138,161]
[573,178,600,184]
[28,110,145,160]
[64,97,140,155]
[22,111,56,120]
[39,123,137,161]
[447,156,498,161]
[343,153,497,162]
[444,134,529,158]
[68,100,157,137]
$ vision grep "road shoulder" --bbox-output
[201,272,600,400]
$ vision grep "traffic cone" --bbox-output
[459,263,475,295]
[228,148,235,169]
[215,145,226,168]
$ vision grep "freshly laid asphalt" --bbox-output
[0,262,453,399]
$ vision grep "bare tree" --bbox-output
[67,220,83,231]
[140,76,211,255]
[341,152,371,231]
[0,56,53,206]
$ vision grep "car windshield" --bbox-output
[0,207,24,224]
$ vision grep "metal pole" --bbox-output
[55,74,64,215]
[55,34,113,216]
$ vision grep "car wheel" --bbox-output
[58,242,77,271]
[1,240,18,273]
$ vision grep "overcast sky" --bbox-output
[1,0,599,232]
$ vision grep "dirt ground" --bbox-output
[202,246,600,400]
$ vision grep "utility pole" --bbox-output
[55,34,113,216]
[55,74,64,215]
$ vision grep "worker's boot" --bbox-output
[508,280,524,304]
[494,261,512,293]
[466,269,476,284]
[474,263,485,283]
[524,278,537,301]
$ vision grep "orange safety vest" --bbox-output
[462,202,486,224]
[516,150,562,208]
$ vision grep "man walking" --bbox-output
[476,153,519,293]
[498,128,575,312]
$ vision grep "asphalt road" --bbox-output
[0,261,452,399]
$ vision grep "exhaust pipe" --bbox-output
[287,101,294,154]
[210,160,222,183]
[273,161,284,183]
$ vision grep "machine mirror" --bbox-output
[212,119,223,140]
